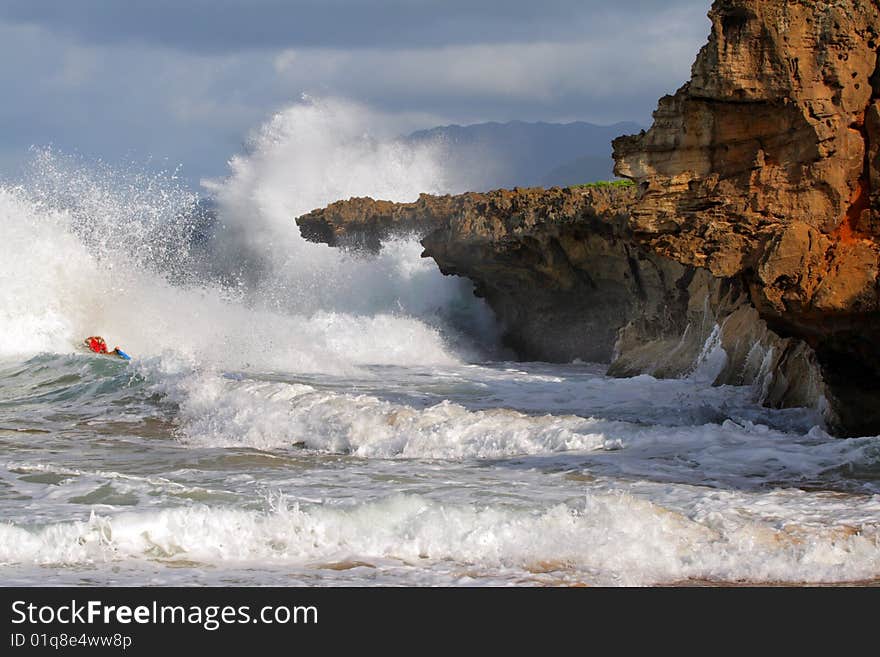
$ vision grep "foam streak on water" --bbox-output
[1,98,879,586]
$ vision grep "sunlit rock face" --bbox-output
[615,0,880,435]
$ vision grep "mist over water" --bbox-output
[2,97,879,586]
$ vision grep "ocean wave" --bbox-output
[168,375,612,458]
[2,492,878,586]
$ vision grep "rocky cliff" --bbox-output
[613,0,880,435]
[297,185,822,413]
[300,186,685,362]
[415,187,684,363]
[295,0,880,436]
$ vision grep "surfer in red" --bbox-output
[84,336,130,360]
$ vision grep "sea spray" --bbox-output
[0,98,496,368]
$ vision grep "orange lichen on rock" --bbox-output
[840,175,869,243]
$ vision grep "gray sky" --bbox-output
[0,0,712,186]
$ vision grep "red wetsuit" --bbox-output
[87,337,108,354]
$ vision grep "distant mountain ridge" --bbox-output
[405,120,642,192]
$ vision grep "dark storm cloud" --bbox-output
[0,0,708,51]
[0,1,713,184]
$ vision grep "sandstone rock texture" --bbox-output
[609,269,823,413]
[613,0,880,435]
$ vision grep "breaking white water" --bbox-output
[1,97,879,586]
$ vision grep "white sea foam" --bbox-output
[167,375,613,457]
[0,188,104,357]
[1,490,878,586]
[690,323,729,383]
[157,368,878,496]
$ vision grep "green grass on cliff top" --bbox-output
[570,179,634,189]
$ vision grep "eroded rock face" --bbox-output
[610,269,823,413]
[296,186,824,416]
[416,187,691,362]
[614,0,880,435]
[299,187,694,362]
